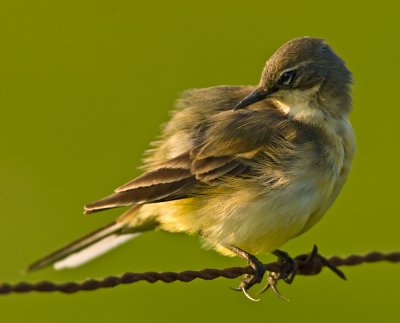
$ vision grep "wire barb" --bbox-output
[1,250,399,295]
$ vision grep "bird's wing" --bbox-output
[84,87,291,214]
[84,153,251,214]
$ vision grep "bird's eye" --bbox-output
[278,70,296,86]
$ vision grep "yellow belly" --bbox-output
[137,170,339,256]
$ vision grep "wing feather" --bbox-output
[194,160,242,182]
[84,177,196,214]
[115,168,191,192]
[191,156,233,175]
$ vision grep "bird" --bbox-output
[27,36,355,300]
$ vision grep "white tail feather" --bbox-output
[54,233,141,270]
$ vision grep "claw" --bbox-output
[241,286,260,302]
[269,280,289,302]
[230,278,262,301]
[257,272,289,301]
[256,281,271,295]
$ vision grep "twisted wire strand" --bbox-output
[1,249,399,295]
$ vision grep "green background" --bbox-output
[1,1,399,322]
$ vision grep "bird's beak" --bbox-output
[234,88,271,110]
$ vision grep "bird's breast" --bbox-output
[213,117,354,254]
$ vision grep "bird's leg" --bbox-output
[224,244,265,301]
[272,249,297,284]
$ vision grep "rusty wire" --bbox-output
[1,248,399,295]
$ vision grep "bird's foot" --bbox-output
[228,245,345,302]
[225,245,266,301]
[255,249,295,301]
[273,249,297,284]
[225,245,296,301]
[237,254,266,301]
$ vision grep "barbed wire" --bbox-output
[1,248,399,295]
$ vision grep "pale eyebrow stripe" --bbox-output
[279,60,313,76]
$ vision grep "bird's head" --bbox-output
[235,37,352,118]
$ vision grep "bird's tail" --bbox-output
[27,206,157,272]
